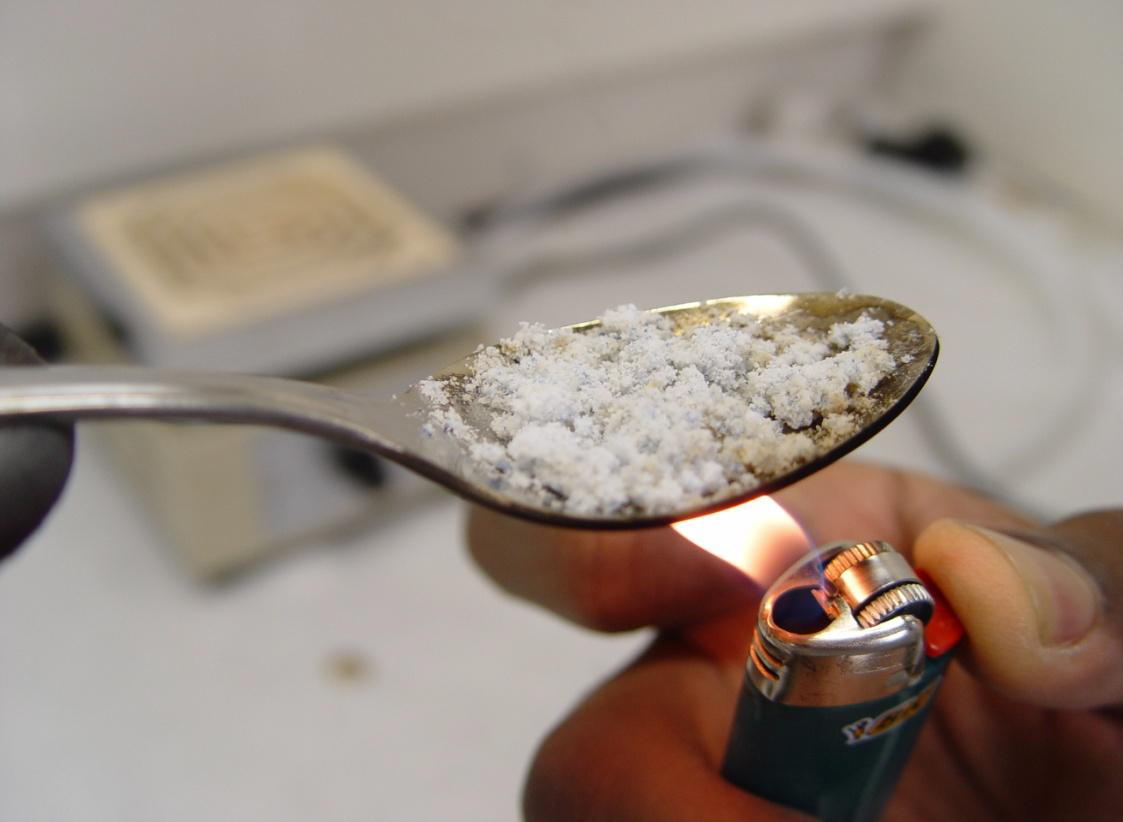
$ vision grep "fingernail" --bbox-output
[966,525,1102,646]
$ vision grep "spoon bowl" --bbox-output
[0,293,936,529]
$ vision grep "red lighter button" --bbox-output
[918,569,964,658]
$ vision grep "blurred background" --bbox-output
[1,1,1121,819]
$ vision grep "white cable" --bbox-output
[706,141,1103,486]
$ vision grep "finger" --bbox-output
[467,507,762,632]
[915,511,1123,708]
[467,462,1027,633]
[773,461,1030,552]
[523,638,809,822]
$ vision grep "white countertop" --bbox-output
[0,446,644,822]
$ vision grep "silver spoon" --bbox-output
[0,293,936,529]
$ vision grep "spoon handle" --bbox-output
[0,365,405,455]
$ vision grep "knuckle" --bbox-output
[563,535,643,632]
[523,723,605,822]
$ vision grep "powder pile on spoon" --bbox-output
[418,304,895,516]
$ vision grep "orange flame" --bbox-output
[672,496,810,586]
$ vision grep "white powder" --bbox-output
[419,304,894,516]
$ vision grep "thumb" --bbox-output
[914,512,1123,709]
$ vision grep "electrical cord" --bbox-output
[494,199,849,296]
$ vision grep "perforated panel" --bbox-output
[78,147,458,336]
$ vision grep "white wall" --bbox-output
[0,0,922,210]
[894,0,1123,225]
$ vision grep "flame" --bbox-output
[672,496,810,586]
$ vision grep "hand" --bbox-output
[467,462,1123,821]
[0,324,74,562]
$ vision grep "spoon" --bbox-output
[0,293,936,529]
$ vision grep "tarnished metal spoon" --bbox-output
[0,293,936,529]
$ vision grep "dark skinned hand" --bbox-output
[467,462,1123,821]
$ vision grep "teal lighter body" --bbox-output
[722,541,960,822]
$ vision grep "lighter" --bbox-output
[722,539,962,821]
